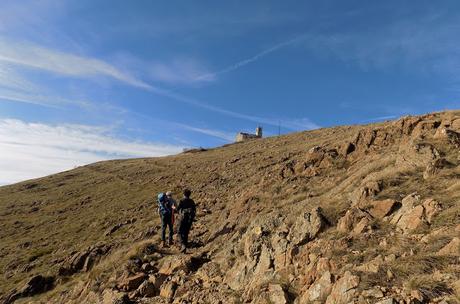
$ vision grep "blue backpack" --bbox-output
[157,193,171,215]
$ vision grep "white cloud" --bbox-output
[0,38,152,89]
[149,58,215,85]
[0,118,183,185]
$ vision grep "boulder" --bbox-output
[136,280,156,297]
[361,288,384,299]
[396,205,425,232]
[18,275,54,296]
[355,255,383,273]
[452,118,460,130]
[396,141,440,169]
[422,198,442,224]
[325,271,360,304]
[434,127,460,147]
[369,199,398,219]
[391,193,426,232]
[288,207,327,246]
[351,181,381,206]
[59,244,111,276]
[304,270,333,302]
[352,217,371,235]
[375,298,397,304]
[391,194,441,232]
[159,256,191,275]
[148,274,167,290]
[141,263,155,273]
[268,284,287,304]
[117,273,147,291]
[423,158,450,179]
[437,237,460,256]
[160,281,177,299]
[102,289,130,304]
[337,208,372,234]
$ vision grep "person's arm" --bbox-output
[191,199,197,219]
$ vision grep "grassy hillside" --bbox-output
[1,111,459,303]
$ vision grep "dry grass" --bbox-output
[1,110,459,301]
[406,275,453,300]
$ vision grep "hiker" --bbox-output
[177,189,196,253]
[157,192,174,247]
[166,191,177,225]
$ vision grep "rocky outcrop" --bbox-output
[4,275,55,304]
[396,141,440,169]
[369,199,399,219]
[117,273,147,291]
[325,271,360,304]
[299,270,333,303]
[434,127,460,147]
[288,207,328,246]
[423,158,450,179]
[59,244,111,276]
[337,208,373,235]
[390,193,442,232]
[437,237,460,256]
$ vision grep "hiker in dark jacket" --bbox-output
[157,192,174,247]
[177,189,196,253]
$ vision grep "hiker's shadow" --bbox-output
[188,240,204,249]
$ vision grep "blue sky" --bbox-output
[1,0,459,184]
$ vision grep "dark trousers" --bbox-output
[160,213,173,243]
[178,216,193,247]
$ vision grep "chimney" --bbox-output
[255,126,262,138]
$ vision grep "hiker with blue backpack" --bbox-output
[157,191,176,247]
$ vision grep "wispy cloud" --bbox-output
[0,37,152,89]
[172,123,234,142]
[0,118,183,185]
[149,58,215,85]
[196,34,306,80]
[0,37,318,130]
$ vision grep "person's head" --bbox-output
[183,189,191,198]
[166,191,173,198]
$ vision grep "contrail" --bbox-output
[195,34,307,81]
[147,85,318,130]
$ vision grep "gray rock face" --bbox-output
[289,207,327,246]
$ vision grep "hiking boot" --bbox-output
[162,241,168,248]
[180,245,186,253]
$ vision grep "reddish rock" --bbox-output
[325,271,360,304]
[268,284,287,304]
[117,273,147,291]
[422,198,442,224]
[369,199,398,219]
[337,208,372,234]
[159,281,177,299]
[437,237,460,256]
[304,271,333,302]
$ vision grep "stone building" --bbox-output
[235,127,263,142]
